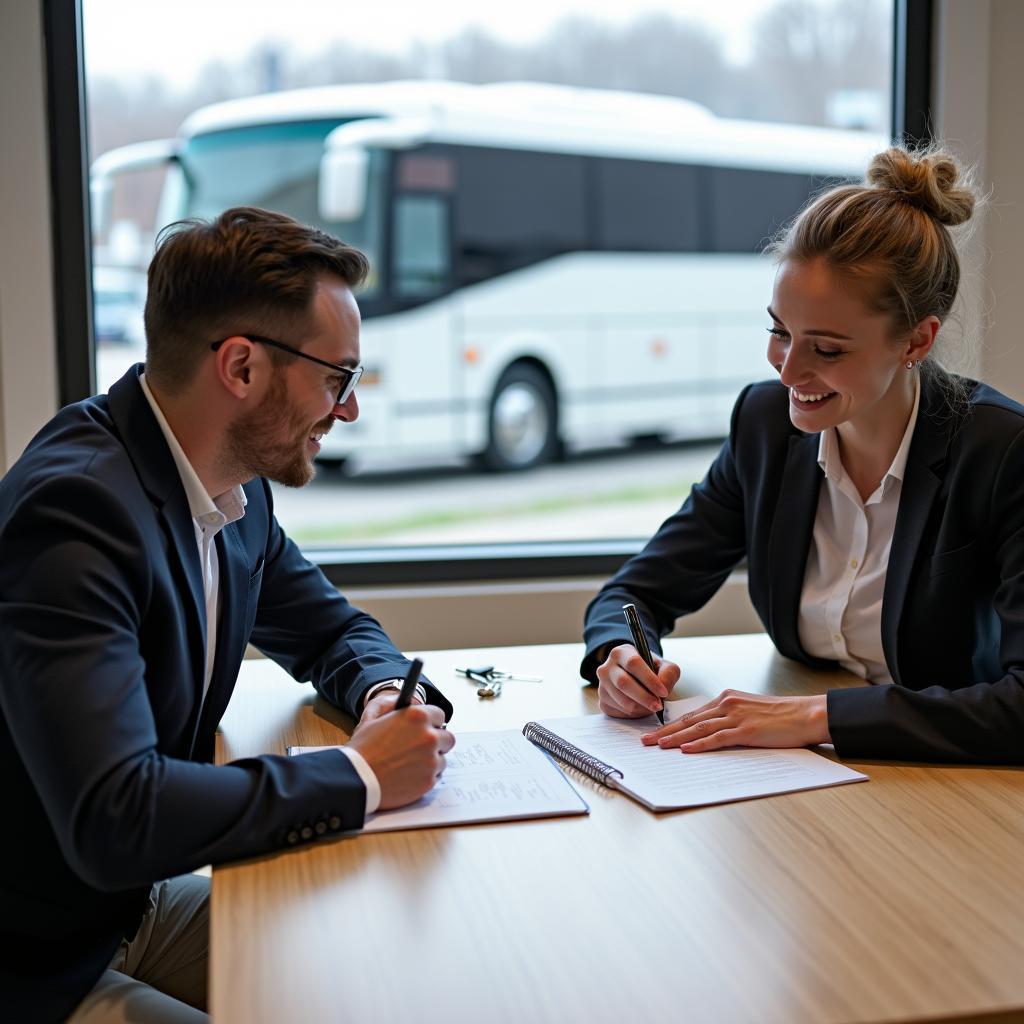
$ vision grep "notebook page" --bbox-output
[290,730,588,832]
[534,707,867,811]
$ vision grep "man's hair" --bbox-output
[144,206,369,393]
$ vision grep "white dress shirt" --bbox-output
[139,374,381,814]
[797,376,921,684]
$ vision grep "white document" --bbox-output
[289,730,588,833]
[532,699,867,811]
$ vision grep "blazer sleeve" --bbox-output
[0,472,377,892]
[828,425,1024,764]
[581,386,751,682]
[246,479,453,721]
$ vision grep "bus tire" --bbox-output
[481,363,559,471]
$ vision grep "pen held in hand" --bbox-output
[622,604,665,724]
[393,657,424,711]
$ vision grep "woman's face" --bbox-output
[767,257,915,435]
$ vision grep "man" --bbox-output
[0,207,456,1022]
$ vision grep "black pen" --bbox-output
[622,604,665,724]
[393,657,424,711]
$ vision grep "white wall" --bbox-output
[348,573,763,651]
[0,0,58,473]
[933,0,1024,394]
[977,1,1024,396]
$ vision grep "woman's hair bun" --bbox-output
[866,146,975,227]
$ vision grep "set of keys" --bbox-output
[456,665,543,699]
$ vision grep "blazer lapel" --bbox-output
[881,387,949,685]
[767,432,822,657]
[107,366,208,699]
[191,524,248,756]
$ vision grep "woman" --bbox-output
[582,145,1024,763]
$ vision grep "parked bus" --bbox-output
[91,82,887,470]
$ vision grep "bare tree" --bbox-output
[738,0,890,124]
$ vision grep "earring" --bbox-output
[906,360,914,369]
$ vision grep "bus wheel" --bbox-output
[482,364,558,471]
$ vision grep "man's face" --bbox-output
[225,278,361,488]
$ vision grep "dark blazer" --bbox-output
[0,365,453,1021]
[583,373,1024,765]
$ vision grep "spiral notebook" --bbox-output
[523,699,867,811]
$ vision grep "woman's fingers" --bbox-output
[597,645,667,717]
[641,698,722,744]
[597,670,652,717]
[640,691,831,749]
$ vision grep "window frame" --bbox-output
[48,0,932,585]
[46,0,95,406]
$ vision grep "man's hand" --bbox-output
[597,643,680,718]
[347,702,455,810]
[361,689,421,724]
[640,690,831,751]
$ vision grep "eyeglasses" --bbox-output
[210,334,363,406]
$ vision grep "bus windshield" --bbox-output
[176,119,387,298]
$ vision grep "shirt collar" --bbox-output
[816,372,922,486]
[139,372,247,529]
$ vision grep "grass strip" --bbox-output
[290,476,697,544]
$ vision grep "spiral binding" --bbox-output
[522,722,624,786]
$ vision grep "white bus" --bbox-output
[92,82,886,470]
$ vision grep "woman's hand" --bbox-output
[641,690,831,751]
[597,644,681,718]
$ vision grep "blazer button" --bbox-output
[286,830,300,845]
[315,821,327,835]
[301,826,313,840]
[329,816,342,830]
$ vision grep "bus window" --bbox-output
[594,158,701,252]
[393,195,451,299]
[452,147,587,286]
[706,166,830,253]
[180,121,388,297]
[183,121,339,221]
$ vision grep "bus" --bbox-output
[91,81,887,470]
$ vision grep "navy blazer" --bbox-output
[0,366,452,1021]
[583,374,1024,765]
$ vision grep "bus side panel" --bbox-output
[455,258,599,454]
[456,252,777,451]
[317,300,460,461]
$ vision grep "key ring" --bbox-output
[455,664,544,700]
[456,666,503,698]
[476,678,503,699]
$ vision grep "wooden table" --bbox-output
[212,635,1024,1024]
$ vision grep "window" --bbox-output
[75,0,904,577]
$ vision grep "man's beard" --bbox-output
[223,374,333,488]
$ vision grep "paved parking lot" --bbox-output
[271,441,723,547]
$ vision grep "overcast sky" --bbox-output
[83,0,788,88]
